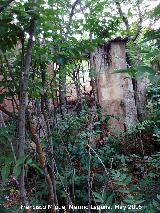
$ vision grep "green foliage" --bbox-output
[0,0,160,211]
[114,64,156,80]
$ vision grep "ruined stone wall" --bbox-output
[91,39,138,131]
[0,75,13,113]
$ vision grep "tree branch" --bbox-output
[132,0,142,42]
[116,0,143,42]
[65,0,81,39]
[26,113,56,212]
[116,1,130,37]
[17,15,35,208]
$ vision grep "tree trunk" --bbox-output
[17,18,35,208]
[59,71,67,119]
[41,66,59,212]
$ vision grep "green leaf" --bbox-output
[105,194,114,205]
[30,163,44,175]
[114,68,136,77]
[157,194,160,200]
[113,181,126,186]
[13,156,27,178]
[93,192,104,203]
[152,199,160,210]
[26,158,32,165]
[0,93,5,104]
[13,165,21,178]
[5,156,13,165]
[136,65,155,74]
[16,155,27,166]
[0,197,7,204]
[1,165,10,183]
[117,188,130,193]
[55,55,67,65]
[0,206,11,213]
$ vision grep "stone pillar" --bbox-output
[135,78,147,121]
[91,39,137,131]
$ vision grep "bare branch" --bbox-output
[116,1,130,37]
[116,0,143,42]
[132,0,143,42]
[65,0,81,39]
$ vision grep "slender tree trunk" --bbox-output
[17,18,35,208]
[41,66,59,212]
[57,0,80,119]
[72,67,82,114]
[59,71,67,119]
[26,114,56,213]
[43,112,59,212]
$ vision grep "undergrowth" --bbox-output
[0,108,160,212]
